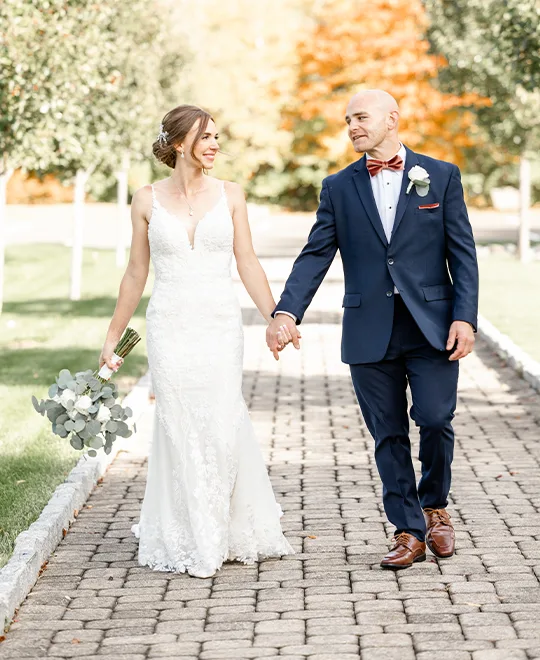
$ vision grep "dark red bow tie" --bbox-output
[366,154,404,177]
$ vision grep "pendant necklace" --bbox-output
[173,178,203,217]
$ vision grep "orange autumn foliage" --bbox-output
[285,0,487,170]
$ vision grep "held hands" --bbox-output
[447,321,475,361]
[266,314,302,361]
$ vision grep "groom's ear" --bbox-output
[387,110,399,130]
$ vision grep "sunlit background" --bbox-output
[0,0,539,568]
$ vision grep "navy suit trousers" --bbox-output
[349,295,459,542]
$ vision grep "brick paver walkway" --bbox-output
[2,262,540,660]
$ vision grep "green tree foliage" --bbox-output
[425,0,540,200]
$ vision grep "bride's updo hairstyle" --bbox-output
[152,105,214,169]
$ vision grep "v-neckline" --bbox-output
[152,194,224,251]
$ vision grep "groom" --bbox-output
[267,89,478,570]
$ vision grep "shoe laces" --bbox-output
[424,508,451,526]
[392,532,412,549]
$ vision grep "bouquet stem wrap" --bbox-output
[98,353,122,381]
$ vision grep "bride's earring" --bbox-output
[180,150,185,159]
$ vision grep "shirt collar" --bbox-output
[366,143,406,164]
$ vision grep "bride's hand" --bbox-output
[99,341,124,372]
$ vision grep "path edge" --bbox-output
[478,313,540,393]
[0,371,152,630]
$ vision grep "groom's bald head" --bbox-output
[346,90,400,154]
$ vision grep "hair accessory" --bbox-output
[157,123,169,145]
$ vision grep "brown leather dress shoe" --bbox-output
[424,508,455,558]
[380,532,426,570]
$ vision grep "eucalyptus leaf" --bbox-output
[89,437,103,449]
[104,445,112,455]
[106,420,118,433]
[75,381,88,395]
[31,395,44,414]
[43,399,59,410]
[123,407,133,418]
[115,421,131,437]
[64,399,74,411]
[48,384,59,398]
[64,420,75,432]
[88,449,97,457]
[66,379,77,390]
[110,404,123,418]
[89,379,101,391]
[78,426,92,440]
[56,425,69,438]
[88,405,98,414]
[91,392,103,402]
[86,420,101,436]
[47,405,65,422]
[104,398,115,409]
[74,419,86,433]
[101,387,113,398]
[70,435,84,450]
[56,413,69,425]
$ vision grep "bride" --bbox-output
[99,104,294,577]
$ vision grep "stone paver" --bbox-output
[2,250,540,659]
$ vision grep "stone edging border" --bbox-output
[478,314,540,394]
[0,371,152,630]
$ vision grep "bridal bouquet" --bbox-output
[32,328,141,457]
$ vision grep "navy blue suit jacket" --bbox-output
[274,146,479,365]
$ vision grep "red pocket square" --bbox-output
[418,203,440,210]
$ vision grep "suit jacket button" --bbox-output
[386,291,393,297]
[388,258,394,265]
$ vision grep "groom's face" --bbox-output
[346,98,388,153]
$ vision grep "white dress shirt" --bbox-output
[276,144,406,321]
[367,143,406,294]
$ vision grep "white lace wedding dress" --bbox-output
[131,180,294,577]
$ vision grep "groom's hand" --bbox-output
[266,314,302,361]
[447,321,475,361]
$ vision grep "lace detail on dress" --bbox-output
[134,179,294,578]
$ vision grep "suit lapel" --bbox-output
[353,156,388,248]
[390,146,419,242]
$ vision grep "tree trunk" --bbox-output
[0,164,15,315]
[70,169,89,301]
[518,154,531,263]
[115,154,130,268]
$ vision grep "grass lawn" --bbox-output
[479,253,540,362]
[0,244,152,568]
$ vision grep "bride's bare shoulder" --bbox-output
[220,179,245,199]
[131,185,155,223]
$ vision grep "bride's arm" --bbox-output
[99,187,151,370]
[229,182,276,324]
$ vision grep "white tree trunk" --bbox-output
[115,154,130,268]
[0,166,15,315]
[518,155,531,263]
[70,169,89,301]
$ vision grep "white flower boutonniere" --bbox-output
[406,165,430,197]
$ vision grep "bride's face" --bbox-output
[182,119,219,170]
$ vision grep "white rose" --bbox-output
[96,405,111,423]
[60,389,76,407]
[74,395,93,416]
[408,165,429,183]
